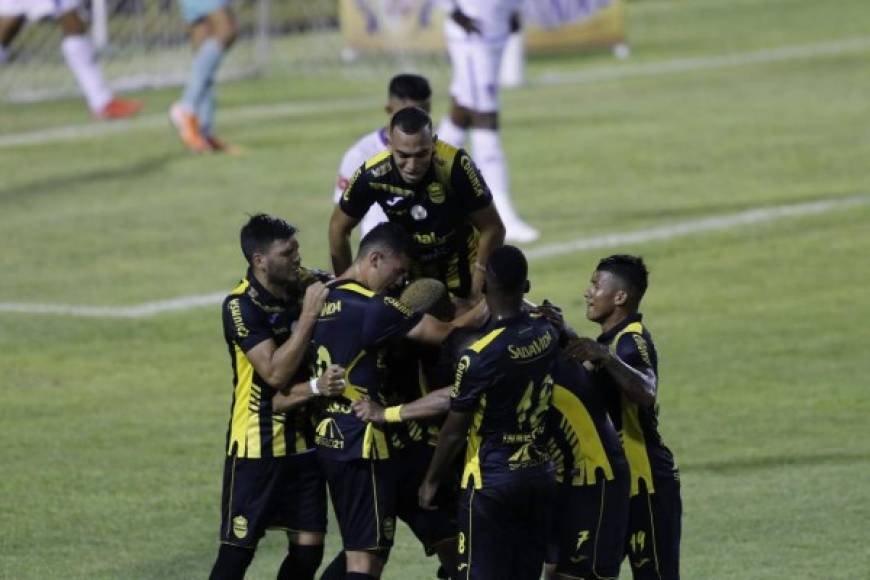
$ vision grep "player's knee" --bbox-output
[470,111,499,130]
[208,544,254,580]
[277,543,324,580]
[345,550,386,575]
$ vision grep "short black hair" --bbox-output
[596,254,649,304]
[486,245,528,293]
[389,74,431,102]
[389,106,432,135]
[240,213,297,264]
[358,222,414,259]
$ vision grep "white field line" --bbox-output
[3,36,870,148]
[536,36,870,85]
[0,196,863,319]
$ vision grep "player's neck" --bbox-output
[488,296,523,322]
[599,309,633,335]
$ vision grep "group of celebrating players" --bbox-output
[211,91,682,580]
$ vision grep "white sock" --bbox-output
[61,35,112,113]
[437,116,467,148]
[470,128,522,225]
[0,45,10,64]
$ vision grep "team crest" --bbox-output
[427,182,445,204]
[410,205,428,221]
[232,515,248,539]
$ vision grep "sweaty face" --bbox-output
[369,250,410,294]
[261,237,301,287]
[389,126,435,185]
[584,270,622,323]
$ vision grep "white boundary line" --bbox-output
[1,196,864,319]
[3,36,870,148]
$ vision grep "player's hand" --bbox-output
[450,8,481,35]
[317,364,346,397]
[300,282,328,323]
[535,300,565,331]
[419,479,439,510]
[563,337,610,364]
[352,398,386,423]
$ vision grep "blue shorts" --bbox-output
[179,0,229,24]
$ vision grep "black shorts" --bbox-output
[625,474,682,580]
[395,445,458,555]
[319,456,399,552]
[547,463,630,580]
[456,473,555,580]
[219,450,327,549]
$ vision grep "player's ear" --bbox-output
[614,289,628,307]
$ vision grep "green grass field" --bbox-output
[2,0,869,578]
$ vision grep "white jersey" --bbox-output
[334,127,390,236]
[445,0,522,42]
[0,0,80,20]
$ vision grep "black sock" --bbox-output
[277,543,325,580]
[344,573,376,580]
[319,551,346,580]
[208,544,254,580]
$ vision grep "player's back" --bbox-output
[452,312,559,489]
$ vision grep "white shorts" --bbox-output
[446,20,507,113]
[0,0,80,20]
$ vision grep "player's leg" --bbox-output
[273,452,328,580]
[197,5,239,152]
[508,475,555,580]
[56,6,141,118]
[208,456,274,579]
[437,37,470,148]
[625,477,681,580]
[0,15,25,63]
[456,485,516,580]
[464,39,538,243]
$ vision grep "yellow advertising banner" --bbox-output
[339,0,625,54]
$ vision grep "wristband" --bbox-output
[384,405,403,423]
[309,377,320,395]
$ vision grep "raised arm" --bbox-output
[244,282,327,389]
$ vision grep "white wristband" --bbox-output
[309,377,320,395]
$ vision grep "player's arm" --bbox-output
[328,206,360,276]
[244,282,328,389]
[468,203,505,296]
[353,386,452,424]
[405,300,488,345]
[563,336,657,407]
[272,363,347,412]
[419,409,473,509]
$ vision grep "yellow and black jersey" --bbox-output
[311,281,423,461]
[595,313,678,496]
[380,340,441,452]
[221,267,330,459]
[339,140,493,298]
[545,355,625,486]
[451,312,559,490]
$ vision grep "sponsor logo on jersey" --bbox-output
[411,204,428,220]
[508,331,554,360]
[460,154,486,197]
[228,299,249,337]
[232,515,248,539]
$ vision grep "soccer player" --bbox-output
[436,1,539,243]
[420,245,559,580]
[170,0,238,153]
[329,106,505,302]
[334,74,433,237]
[210,214,346,580]
[312,223,483,580]
[0,1,142,119]
[542,354,630,580]
[564,255,682,580]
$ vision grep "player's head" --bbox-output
[240,213,301,285]
[386,74,432,115]
[356,222,413,293]
[483,245,530,305]
[585,254,649,323]
[388,106,435,185]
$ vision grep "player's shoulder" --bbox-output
[222,279,264,324]
[363,149,392,173]
[434,138,462,168]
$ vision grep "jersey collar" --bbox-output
[597,312,643,344]
[245,268,290,310]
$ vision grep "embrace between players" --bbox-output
[210,103,681,580]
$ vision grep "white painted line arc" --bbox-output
[0,196,863,319]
